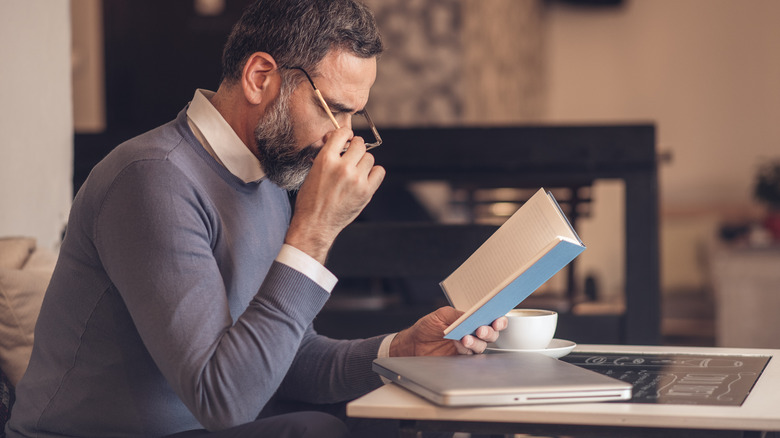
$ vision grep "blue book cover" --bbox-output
[441,188,585,340]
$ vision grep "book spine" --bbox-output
[443,240,585,340]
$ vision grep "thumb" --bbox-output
[432,306,464,326]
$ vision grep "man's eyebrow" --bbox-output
[328,101,362,114]
[310,93,363,114]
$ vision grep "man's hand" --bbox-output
[285,128,385,264]
[390,307,507,356]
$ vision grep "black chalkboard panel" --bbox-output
[561,352,771,406]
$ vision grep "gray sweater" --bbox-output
[7,108,384,437]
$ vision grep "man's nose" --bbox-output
[340,114,353,130]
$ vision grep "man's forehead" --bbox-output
[311,50,377,105]
[315,49,376,77]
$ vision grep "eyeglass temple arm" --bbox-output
[289,66,341,129]
[313,89,341,129]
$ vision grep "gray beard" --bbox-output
[254,90,319,191]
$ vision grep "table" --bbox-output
[347,344,780,437]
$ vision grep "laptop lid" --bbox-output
[373,352,632,407]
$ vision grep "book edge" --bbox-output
[440,188,550,310]
[442,237,583,336]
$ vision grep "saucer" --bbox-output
[485,338,576,359]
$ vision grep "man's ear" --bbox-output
[241,52,279,105]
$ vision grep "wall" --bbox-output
[0,0,73,249]
[362,0,545,126]
[544,0,780,292]
[72,0,105,134]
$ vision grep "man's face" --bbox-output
[254,50,377,191]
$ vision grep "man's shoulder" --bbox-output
[93,114,205,178]
[78,117,203,197]
[113,118,192,163]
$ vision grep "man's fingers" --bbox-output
[475,325,500,344]
[367,165,385,191]
[460,318,507,355]
[354,145,375,173]
[340,135,366,160]
[493,316,508,332]
[460,335,486,354]
[455,339,474,355]
[434,306,464,324]
[321,128,354,157]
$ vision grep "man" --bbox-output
[6,1,505,437]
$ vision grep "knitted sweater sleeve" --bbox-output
[94,159,330,430]
[276,325,385,404]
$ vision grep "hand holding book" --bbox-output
[390,307,506,356]
[440,188,585,340]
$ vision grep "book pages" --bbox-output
[441,188,580,311]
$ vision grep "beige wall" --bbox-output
[0,0,73,249]
[361,0,546,126]
[544,0,780,292]
[547,0,780,207]
[71,0,105,133]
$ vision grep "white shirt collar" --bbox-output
[186,89,266,183]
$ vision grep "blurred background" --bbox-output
[2,0,779,348]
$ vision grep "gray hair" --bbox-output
[221,0,383,83]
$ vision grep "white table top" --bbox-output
[347,344,780,431]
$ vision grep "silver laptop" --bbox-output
[373,352,632,407]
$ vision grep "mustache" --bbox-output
[267,142,319,173]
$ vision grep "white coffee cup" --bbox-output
[493,309,557,350]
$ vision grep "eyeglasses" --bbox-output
[286,66,382,151]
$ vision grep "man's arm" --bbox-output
[275,309,506,405]
[272,130,504,404]
[95,159,327,431]
[390,307,505,356]
[276,325,385,404]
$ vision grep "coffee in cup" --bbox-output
[493,308,557,350]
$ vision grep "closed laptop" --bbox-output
[373,352,632,407]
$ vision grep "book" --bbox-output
[441,188,585,340]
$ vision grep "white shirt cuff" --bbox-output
[378,333,397,384]
[276,244,338,293]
